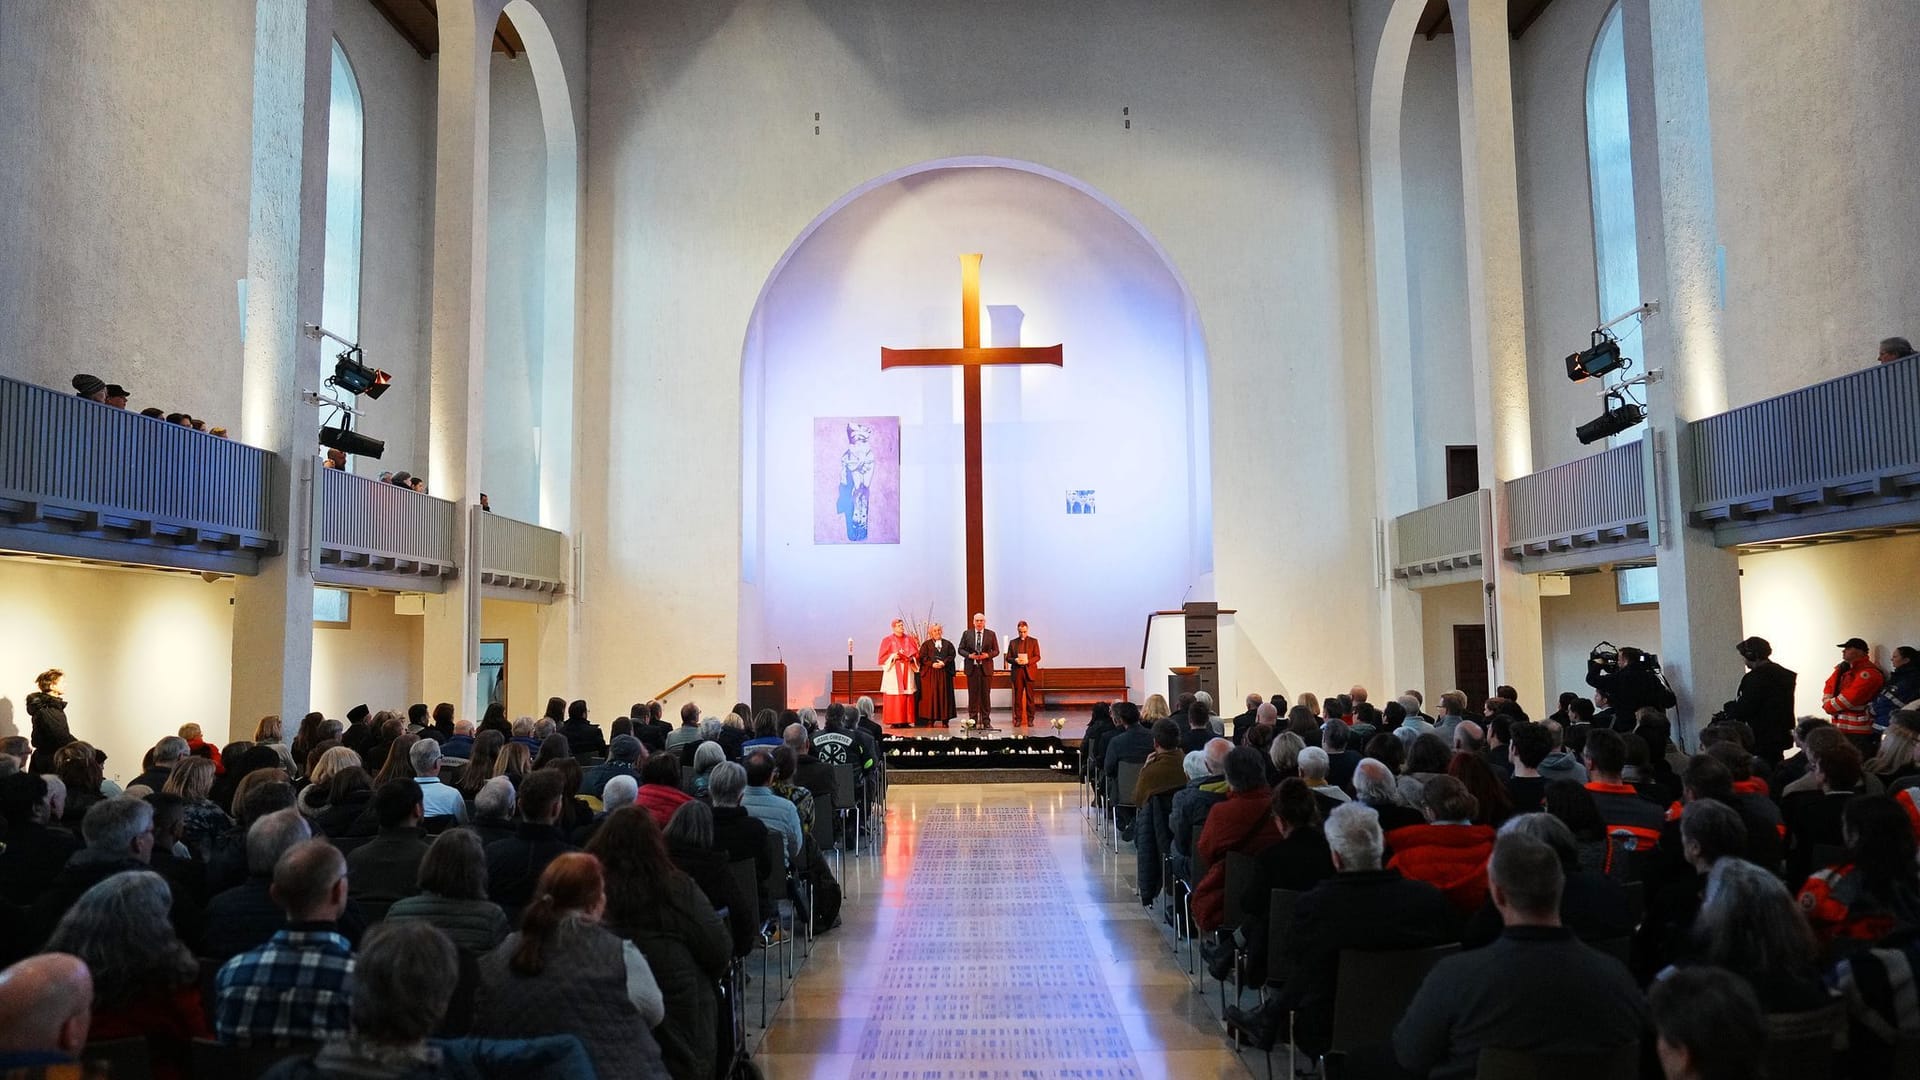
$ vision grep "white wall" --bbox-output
[1540,568,1661,705]
[741,167,1205,705]
[1418,581,1482,704]
[480,597,554,720]
[0,561,236,786]
[309,590,423,721]
[1400,36,1476,505]
[0,0,254,424]
[1739,534,1920,718]
[481,55,548,518]
[581,0,1372,711]
[1703,0,1920,399]
[333,0,437,476]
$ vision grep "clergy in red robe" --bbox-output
[916,623,958,727]
[877,619,919,728]
[1009,621,1041,726]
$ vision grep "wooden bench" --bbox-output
[828,666,1128,707]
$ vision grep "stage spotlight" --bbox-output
[1575,392,1646,445]
[319,421,386,459]
[330,348,393,400]
[1565,333,1627,382]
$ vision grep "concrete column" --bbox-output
[422,0,508,712]
[1451,0,1545,705]
[229,0,333,739]
[1623,0,1744,743]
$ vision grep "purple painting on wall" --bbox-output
[814,416,901,544]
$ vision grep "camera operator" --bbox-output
[1723,637,1797,764]
[1585,643,1676,723]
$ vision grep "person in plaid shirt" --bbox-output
[215,840,354,1046]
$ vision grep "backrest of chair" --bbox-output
[761,832,788,920]
[1473,1043,1638,1080]
[1114,761,1144,808]
[1264,888,1300,985]
[1765,1000,1846,1080]
[808,795,835,850]
[832,763,859,809]
[1188,820,1211,883]
[191,1038,311,1076]
[679,763,696,794]
[1221,852,1258,931]
[1328,944,1461,1052]
[423,813,459,835]
[1619,880,1645,929]
[727,858,761,928]
[84,1037,153,1080]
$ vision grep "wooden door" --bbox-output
[1452,624,1489,712]
[1445,446,1480,500]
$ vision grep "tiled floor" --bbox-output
[756,783,1255,1079]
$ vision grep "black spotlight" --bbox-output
[330,348,393,400]
[319,421,386,459]
[1565,331,1628,382]
[1575,392,1646,445]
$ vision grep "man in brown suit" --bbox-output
[1009,621,1041,727]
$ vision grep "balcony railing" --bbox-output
[479,511,567,595]
[1503,441,1651,570]
[1391,491,1485,582]
[0,374,278,572]
[314,466,457,584]
[1689,357,1920,543]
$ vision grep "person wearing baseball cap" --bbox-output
[1824,637,1886,756]
[1728,636,1797,763]
[104,385,129,409]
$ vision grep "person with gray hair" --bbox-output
[202,807,321,959]
[27,797,158,949]
[1225,800,1456,1052]
[1666,857,1828,1012]
[1452,720,1486,755]
[689,739,727,798]
[602,773,640,813]
[1297,746,1350,816]
[1459,813,1634,948]
[409,738,468,822]
[1878,336,1915,364]
[471,775,518,847]
[706,760,776,886]
[45,870,204,1057]
[133,735,190,792]
[1394,835,1645,1077]
[1169,737,1234,883]
[707,760,747,808]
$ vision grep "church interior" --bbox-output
[2,0,1918,1076]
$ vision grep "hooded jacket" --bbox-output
[1386,823,1496,913]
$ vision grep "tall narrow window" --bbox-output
[1586,4,1638,334]
[322,41,364,358]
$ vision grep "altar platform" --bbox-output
[876,710,1088,780]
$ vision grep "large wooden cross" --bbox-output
[881,253,1063,620]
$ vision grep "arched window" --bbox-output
[1586,3,1638,333]
[322,41,364,356]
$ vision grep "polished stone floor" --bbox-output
[756,783,1255,1079]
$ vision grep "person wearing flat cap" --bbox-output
[1823,637,1885,757]
[70,374,107,402]
[104,385,129,409]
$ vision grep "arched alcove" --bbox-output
[739,161,1212,705]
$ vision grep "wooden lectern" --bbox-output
[1168,666,1200,703]
[749,663,787,714]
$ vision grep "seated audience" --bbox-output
[1783,738,1864,881]
[44,871,209,1078]
[409,740,468,823]
[345,779,431,920]
[215,840,356,1046]
[0,953,94,1073]
[1504,721,1552,814]
[1634,799,1746,979]
[560,700,606,759]
[1319,719,1360,790]
[473,852,669,1079]
[1352,757,1424,832]
[689,740,726,798]
[1168,738,1231,882]
[312,766,375,838]
[662,800,758,958]
[1648,965,1767,1080]
[1446,752,1513,827]
[177,722,225,772]
[1665,857,1828,1012]
[53,742,110,828]
[1296,746,1348,816]
[483,770,577,920]
[1396,733,1451,808]
[708,762,774,885]
[1864,705,1920,784]
[1797,793,1920,955]
[631,751,692,829]
[469,777,518,848]
[1192,747,1279,932]
[1133,720,1191,905]
[372,733,420,787]
[739,750,803,862]
[1227,778,1335,984]
[1461,813,1633,949]
[385,828,511,955]
[782,723,837,807]
[0,773,80,908]
[1103,702,1155,837]
[440,717,477,761]
[133,736,189,793]
[1536,719,1589,785]
[29,797,198,952]
[590,807,733,1079]
[1582,729,1667,862]
[1386,775,1497,914]
[1223,802,1454,1053]
[262,921,594,1079]
[581,734,643,799]
[203,807,326,961]
[1393,835,1646,1078]
[768,746,817,833]
[457,731,506,803]
[296,747,361,821]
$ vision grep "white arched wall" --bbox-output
[739,160,1213,705]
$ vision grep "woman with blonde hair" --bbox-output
[163,756,230,851]
[1296,692,1321,719]
[373,732,419,786]
[493,741,533,787]
[1863,707,1920,783]
[297,745,361,818]
[1143,693,1170,725]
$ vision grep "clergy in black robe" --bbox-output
[917,625,958,726]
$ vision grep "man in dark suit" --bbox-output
[1727,636,1797,763]
[1232,694,1263,744]
[959,613,999,728]
[1224,801,1456,1053]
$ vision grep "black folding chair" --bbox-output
[831,763,864,855]
[1325,945,1460,1076]
[1474,1044,1639,1080]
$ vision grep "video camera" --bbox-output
[1589,641,1661,674]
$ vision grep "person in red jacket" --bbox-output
[633,752,693,828]
[1191,747,1279,931]
[178,721,226,775]
[1386,775,1496,914]
[1825,637,1887,756]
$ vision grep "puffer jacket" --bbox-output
[1385,823,1496,914]
[1191,787,1279,931]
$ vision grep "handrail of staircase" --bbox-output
[653,673,728,700]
